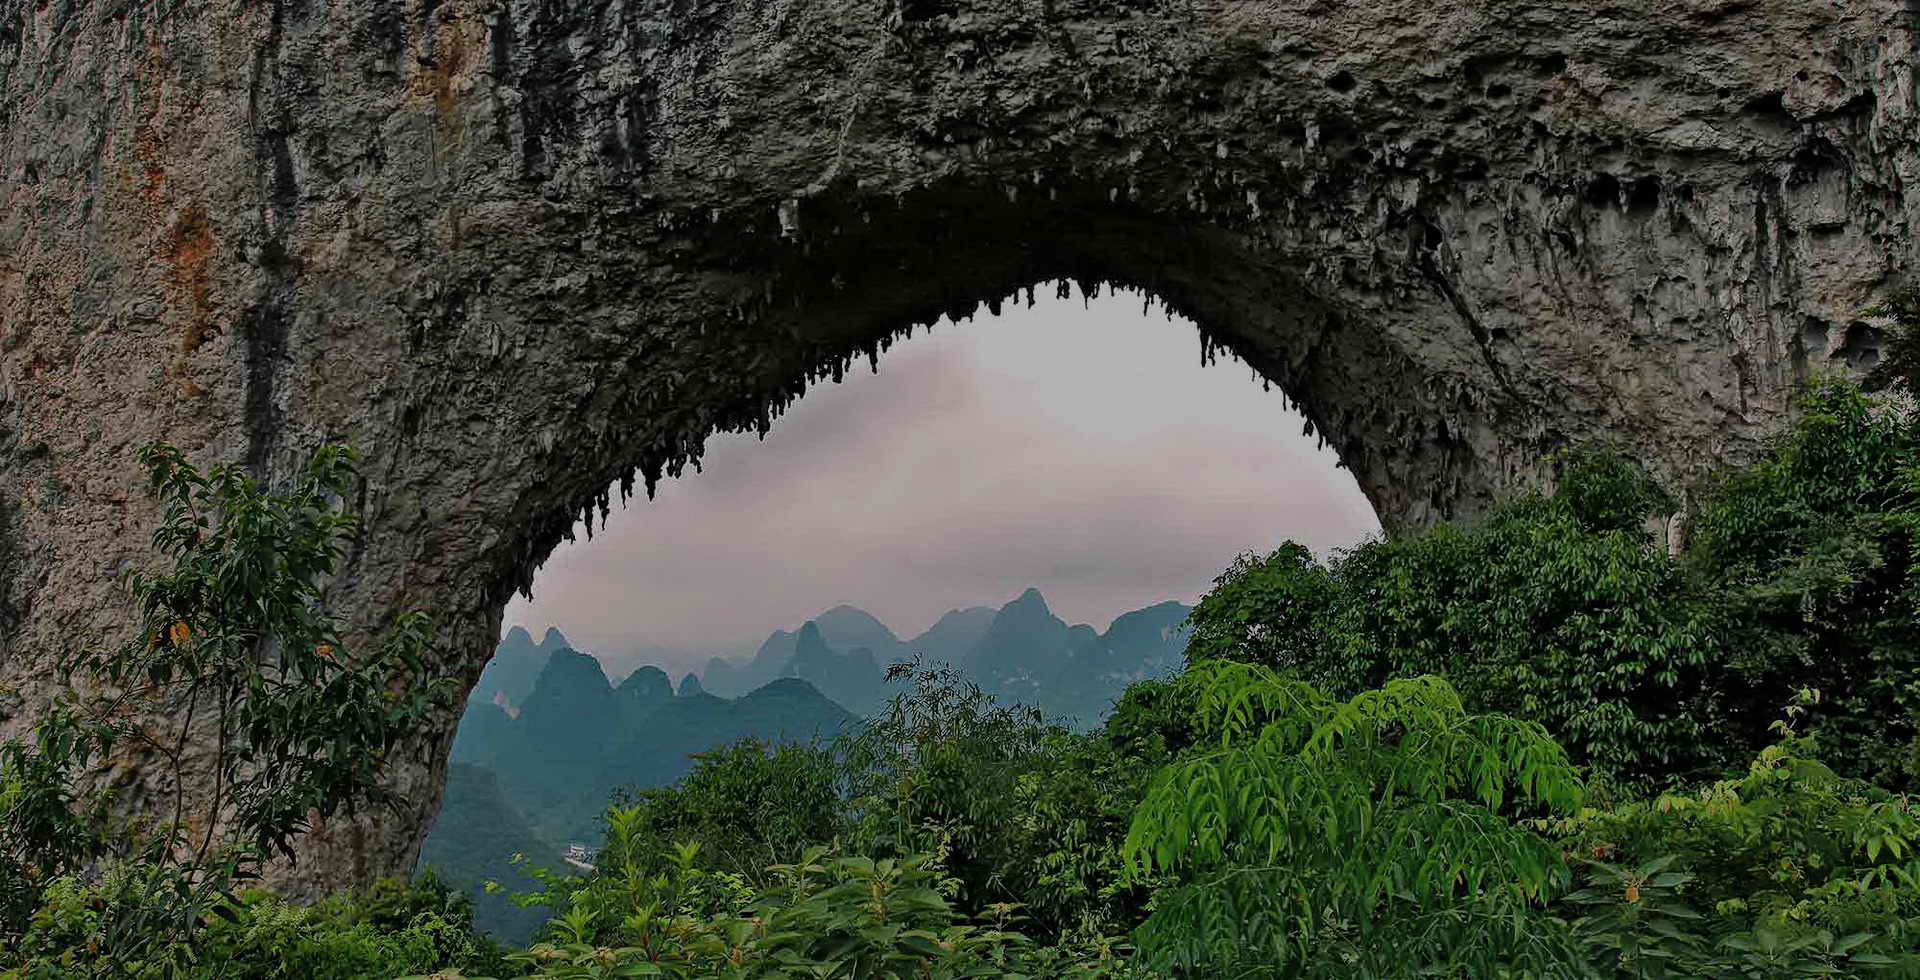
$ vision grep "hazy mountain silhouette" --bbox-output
[469,625,573,713]
[473,648,623,814]
[618,665,675,707]
[701,655,741,696]
[810,605,908,663]
[788,621,889,715]
[692,591,1190,727]
[434,645,855,940]
[906,606,998,667]
[702,606,908,698]
[705,628,802,697]
[446,646,852,846]
[447,700,514,771]
[966,588,1074,687]
[1049,599,1193,722]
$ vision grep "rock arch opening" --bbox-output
[504,280,1380,676]
[426,283,1381,934]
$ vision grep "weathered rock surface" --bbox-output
[2,0,1916,891]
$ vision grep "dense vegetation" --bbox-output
[425,587,1190,940]
[7,376,1920,977]
[1186,380,1920,790]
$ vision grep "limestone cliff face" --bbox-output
[1,0,1915,891]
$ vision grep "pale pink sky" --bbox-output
[506,287,1380,675]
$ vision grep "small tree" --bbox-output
[0,443,456,972]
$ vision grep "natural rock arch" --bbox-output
[1,0,1915,891]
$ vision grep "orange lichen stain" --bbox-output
[165,204,215,353]
[134,121,168,200]
[167,358,207,397]
[413,20,473,121]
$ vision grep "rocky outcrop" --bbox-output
[2,0,1916,891]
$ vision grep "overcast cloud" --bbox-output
[505,287,1381,676]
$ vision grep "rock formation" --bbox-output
[2,0,1915,891]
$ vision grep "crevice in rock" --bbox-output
[1834,319,1884,372]
[1412,221,1520,405]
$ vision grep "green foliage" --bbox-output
[489,807,1137,979]
[1183,385,1920,789]
[1688,380,1920,785]
[3,872,509,979]
[0,443,457,975]
[1547,696,1920,978]
[1123,663,1588,977]
[604,737,844,887]
[204,874,510,979]
[1181,543,1335,669]
[837,660,1160,943]
[1100,677,1198,762]
[1555,448,1673,536]
[510,658,1161,958]
[1864,286,1920,397]
[1184,490,1722,782]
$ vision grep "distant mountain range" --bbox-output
[449,647,853,847]
[697,590,1192,723]
[484,590,1191,725]
[427,590,1191,940]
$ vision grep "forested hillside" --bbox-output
[426,646,855,940]
[416,764,554,941]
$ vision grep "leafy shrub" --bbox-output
[2,872,509,979]
[1548,696,1920,978]
[489,805,1136,979]
[1864,286,1920,398]
[516,661,1159,959]
[605,737,844,888]
[1185,383,1920,789]
[1123,662,1589,977]
[836,660,1162,943]
[1185,491,1723,783]
[1101,677,1198,761]
[210,874,510,980]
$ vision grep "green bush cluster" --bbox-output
[1549,697,1920,977]
[3,873,509,979]
[468,814,1141,979]
[1124,663,1589,976]
[1184,381,1920,788]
